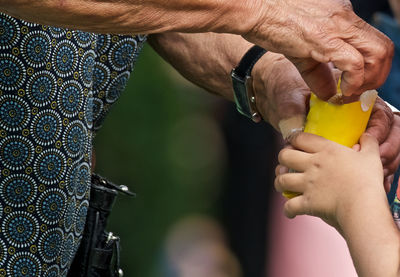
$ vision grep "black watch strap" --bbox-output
[234,45,267,79]
[231,45,267,122]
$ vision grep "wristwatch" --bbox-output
[231,45,267,123]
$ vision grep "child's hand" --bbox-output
[274,132,385,229]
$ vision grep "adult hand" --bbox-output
[252,53,400,188]
[366,107,400,192]
[251,52,310,134]
[243,0,394,100]
[2,0,392,102]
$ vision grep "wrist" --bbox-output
[250,53,274,122]
[336,185,388,233]
[231,45,268,122]
[251,53,308,131]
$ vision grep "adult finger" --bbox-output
[289,57,336,101]
[311,38,365,96]
[274,172,305,193]
[383,153,400,179]
[344,22,394,92]
[365,98,393,145]
[278,148,312,172]
[359,52,393,92]
[331,18,392,95]
[284,195,307,219]
[379,114,400,176]
[384,175,395,194]
[335,47,365,96]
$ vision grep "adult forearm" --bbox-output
[0,0,259,35]
[149,32,312,132]
[1,0,394,101]
[148,32,253,101]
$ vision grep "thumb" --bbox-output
[288,57,337,101]
[359,133,380,155]
[352,144,361,152]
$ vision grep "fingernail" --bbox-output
[360,90,378,112]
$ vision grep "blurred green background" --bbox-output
[94,43,228,276]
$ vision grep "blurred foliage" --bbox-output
[94,44,228,276]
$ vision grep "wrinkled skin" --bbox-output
[244,0,394,100]
[251,52,400,184]
[0,0,394,101]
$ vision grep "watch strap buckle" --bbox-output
[231,71,261,123]
[231,45,266,123]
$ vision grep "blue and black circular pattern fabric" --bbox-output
[38,228,63,263]
[0,16,20,49]
[0,95,30,132]
[21,31,51,68]
[3,211,39,248]
[0,12,147,276]
[1,174,37,208]
[8,252,41,277]
[26,71,57,107]
[0,54,26,91]
[0,135,34,171]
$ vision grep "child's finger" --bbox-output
[275,164,289,176]
[359,133,380,155]
[289,132,331,153]
[283,195,306,219]
[274,172,305,193]
[352,144,360,152]
[278,148,312,172]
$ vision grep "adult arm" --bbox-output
[149,32,400,178]
[0,0,394,99]
[148,32,309,131]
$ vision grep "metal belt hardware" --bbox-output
[68,174,135,277]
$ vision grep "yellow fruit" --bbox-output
[282,85,377,199]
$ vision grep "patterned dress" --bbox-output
[0,13,146,276]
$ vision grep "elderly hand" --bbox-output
[244,0,394,100]
[2,0,392,104]
[251,53,400,188]
[251,52,309,133]
[366,108,400,191]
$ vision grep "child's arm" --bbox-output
[275,132,400,277]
